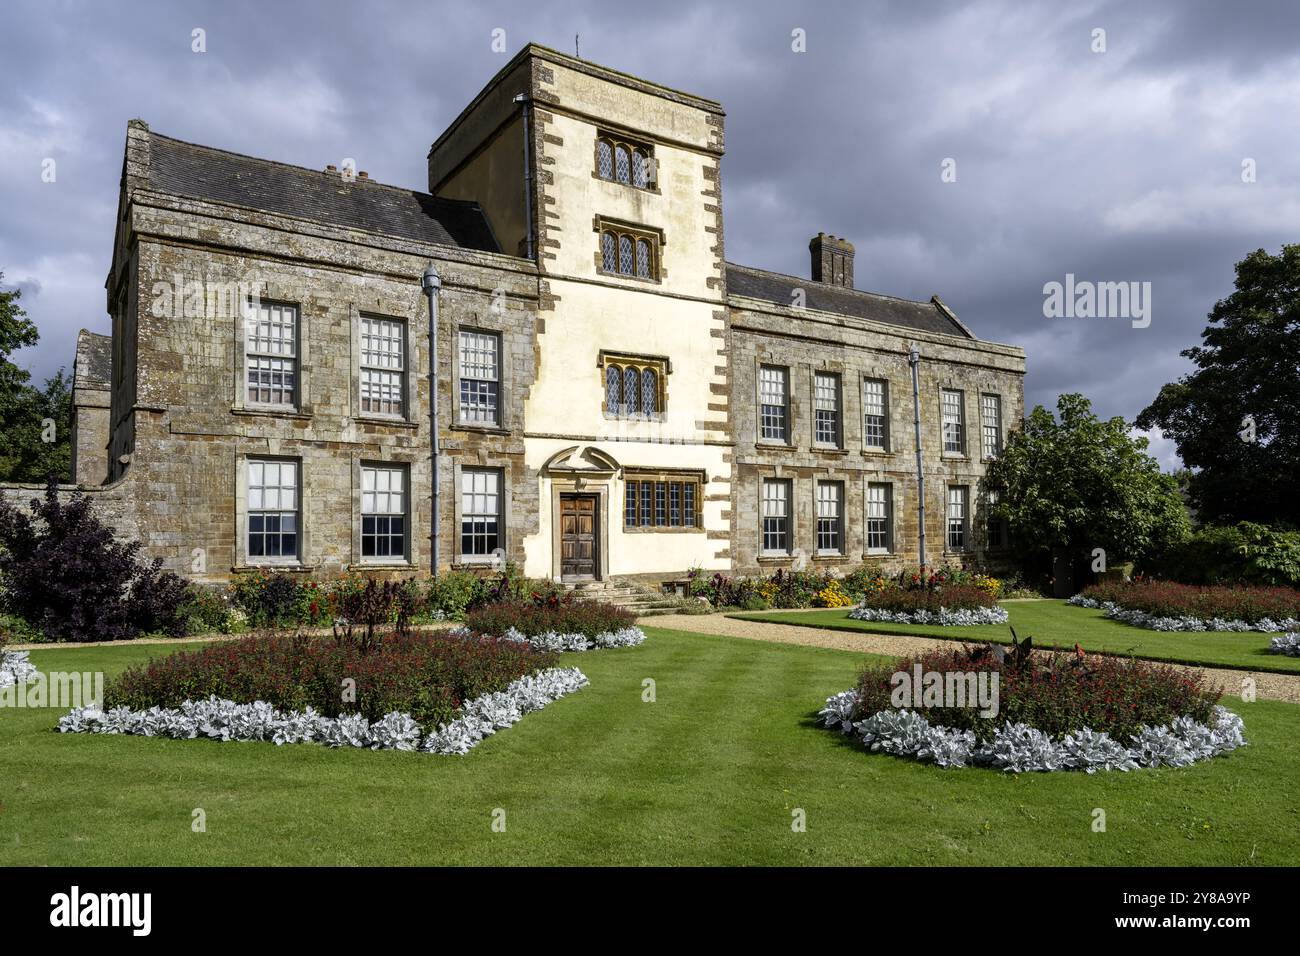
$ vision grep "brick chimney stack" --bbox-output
[810,233,855,288]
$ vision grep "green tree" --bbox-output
[985,393,1189,587]
[0,369,72,482]
[1136,244,1300,527]
[0,272,72,483]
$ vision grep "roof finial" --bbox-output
[575,33,580,59]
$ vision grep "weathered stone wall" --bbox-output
[728,298,1026,574]
[26,188,543,584]
[71,387,111,486]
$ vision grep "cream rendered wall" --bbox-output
[435,116,526,258]
[519,60,730,579]
[522,438,731,580]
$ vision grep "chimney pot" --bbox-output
[326,164,337,173]
[358,170,369,180]
[810,233,855,288]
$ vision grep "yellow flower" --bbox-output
[814,581,853,608]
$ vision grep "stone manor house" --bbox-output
[23,44,1026,586]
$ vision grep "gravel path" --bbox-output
[641,610,1300,704]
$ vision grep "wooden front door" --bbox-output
[560,494,599,580]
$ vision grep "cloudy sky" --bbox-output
[3,0,1297,469]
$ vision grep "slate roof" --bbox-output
[725,262,971,338]
[75,330,112,389]
[145,131,499,252]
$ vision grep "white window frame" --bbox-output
[866,482,893,554]
[814,371,841,447]
[458,329,501,426]
[244,301,298,409]
[863,378,889,451]
[359,316,406,418]
[981,393,1003,459]
[460,467,503,561]
[247,458,300,564]
[759,365,788,442]
[815,481,844,555]
[947,485,969,552]
[760,478,791,555]
[360,464,408,563]
[941,388,966,455]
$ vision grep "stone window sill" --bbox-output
[812,553,848,562]
[356,416,418,430]
[232,562,315,573]
[231,406,312,422]
[347,562,416,571]
[812,446,849,456]
[861,447,892,457]
[451,423,510,436]
[755,440,794,451]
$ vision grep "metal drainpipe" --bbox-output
[514,93,535,260]
[909,345,927,570]
[421,263,442,578]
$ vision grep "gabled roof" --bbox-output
[145,131,499,252]
[74,330,112,390]
[725,262,972,338]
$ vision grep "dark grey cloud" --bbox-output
[4,0,1297,470]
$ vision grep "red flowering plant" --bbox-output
[1079,580,1300,625]
[853,634,1220,742]
[105,629,555,727]
[466,598,634,640]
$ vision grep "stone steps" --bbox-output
[562,580,681,617]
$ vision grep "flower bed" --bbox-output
[684,564,1006,611]
[848,605,1009,626]
[820,698,1246,772]
[849,582,1006,626]
[59,667,589,756]
[1070,581,1300,632]
[103,629,558,727]
[818,640,1242,772]
[463,595,644,650]
[1270,634,1300,657]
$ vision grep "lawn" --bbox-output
[732,600,1300,674]
[1,628,1297,866]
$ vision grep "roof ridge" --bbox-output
[724,261,937,309]
[146,129,483,210]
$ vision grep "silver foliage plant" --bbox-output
[819,690,1246,773]
[447,624,647,652]
[58,666,590,756]
[1269,633,1300,656]
[0,649,39,689]
[847,605,1009,626]
[1068,595,1300,634]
